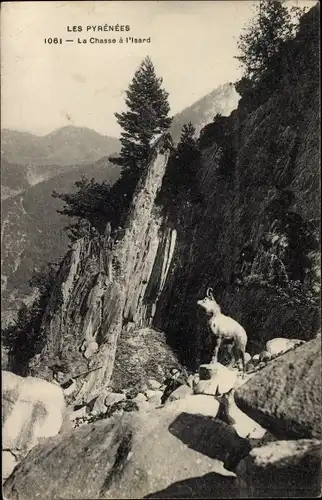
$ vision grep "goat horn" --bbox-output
[206,287,214,298]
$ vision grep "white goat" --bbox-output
[197,288,248,376]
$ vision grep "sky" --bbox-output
[1,0,315,137]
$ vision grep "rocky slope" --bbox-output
[3,400,249,499]
[28,137,175,404]
[154,4,320,367]
[14,4,318,400]
[1,158,121,326]
[1,82,238,326]
[3,355,320,499]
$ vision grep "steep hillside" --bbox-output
[1,159,75,200]
[170,83,240,142]
[1,158,121,325]
[1,126,120,167]
[154,4,320,366]
[1,160,30,199]
[28,136,173,403]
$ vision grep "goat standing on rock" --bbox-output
[197,288,248,377]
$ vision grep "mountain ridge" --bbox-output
[1,126,121,167]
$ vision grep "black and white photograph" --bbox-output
[1,0,321,498]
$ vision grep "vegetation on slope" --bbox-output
[155,2,320,368]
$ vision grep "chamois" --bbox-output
[197,288,248,376]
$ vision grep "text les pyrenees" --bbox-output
[67,25,130,33]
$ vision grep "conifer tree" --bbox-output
[162,122,201,203]
[52,176,112,236]
[109,56,172,174]
[175,122,200,191]
[236,0,305,82]
[53,57,172,235]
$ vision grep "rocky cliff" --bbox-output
[29,136,176,404]
[154,4,320,367]
[28,5,319,399]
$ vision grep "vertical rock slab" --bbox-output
[29,138,173,405]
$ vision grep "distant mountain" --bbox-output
[170,83,240,142]
[1,157,121,325]
[1,160,30,200]
[1,126,120,167]
[1,159,75,200]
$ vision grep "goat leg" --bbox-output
[211,337,222,364]
[240,349,247,378]
[227,343,236,368]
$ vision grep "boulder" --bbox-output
[2,370,66,453]
[146,379,162,390]
[167,384,193,402]
[185,373,198,389]
[259,350,274,362]
[107,399,140,418]
[92,391,109,414]
[218,389,267,439]
[236,439,321,497]
[145,390,163,406]
[69,406,87,422]
[246,361,255,372]
[252,354,260,363]
[104,392,126,408]
[133,393,150,411]
[194,379,220,397]
[266,338,305,357]
[4,402,251,499]
[236,338,321,439]
[164,394,220,418]
[244,352,252,365]
[192,374,200,389]
[133,392,148,403]
[195,363,238,396]
[2,451,18,482]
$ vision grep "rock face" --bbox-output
[28,137,177,405]
[236,439,321,498]
[4,405,251,500]
[154,5,320,368]
[1,154,121,328]
[2,371,66,451]
[235,338,321,439]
